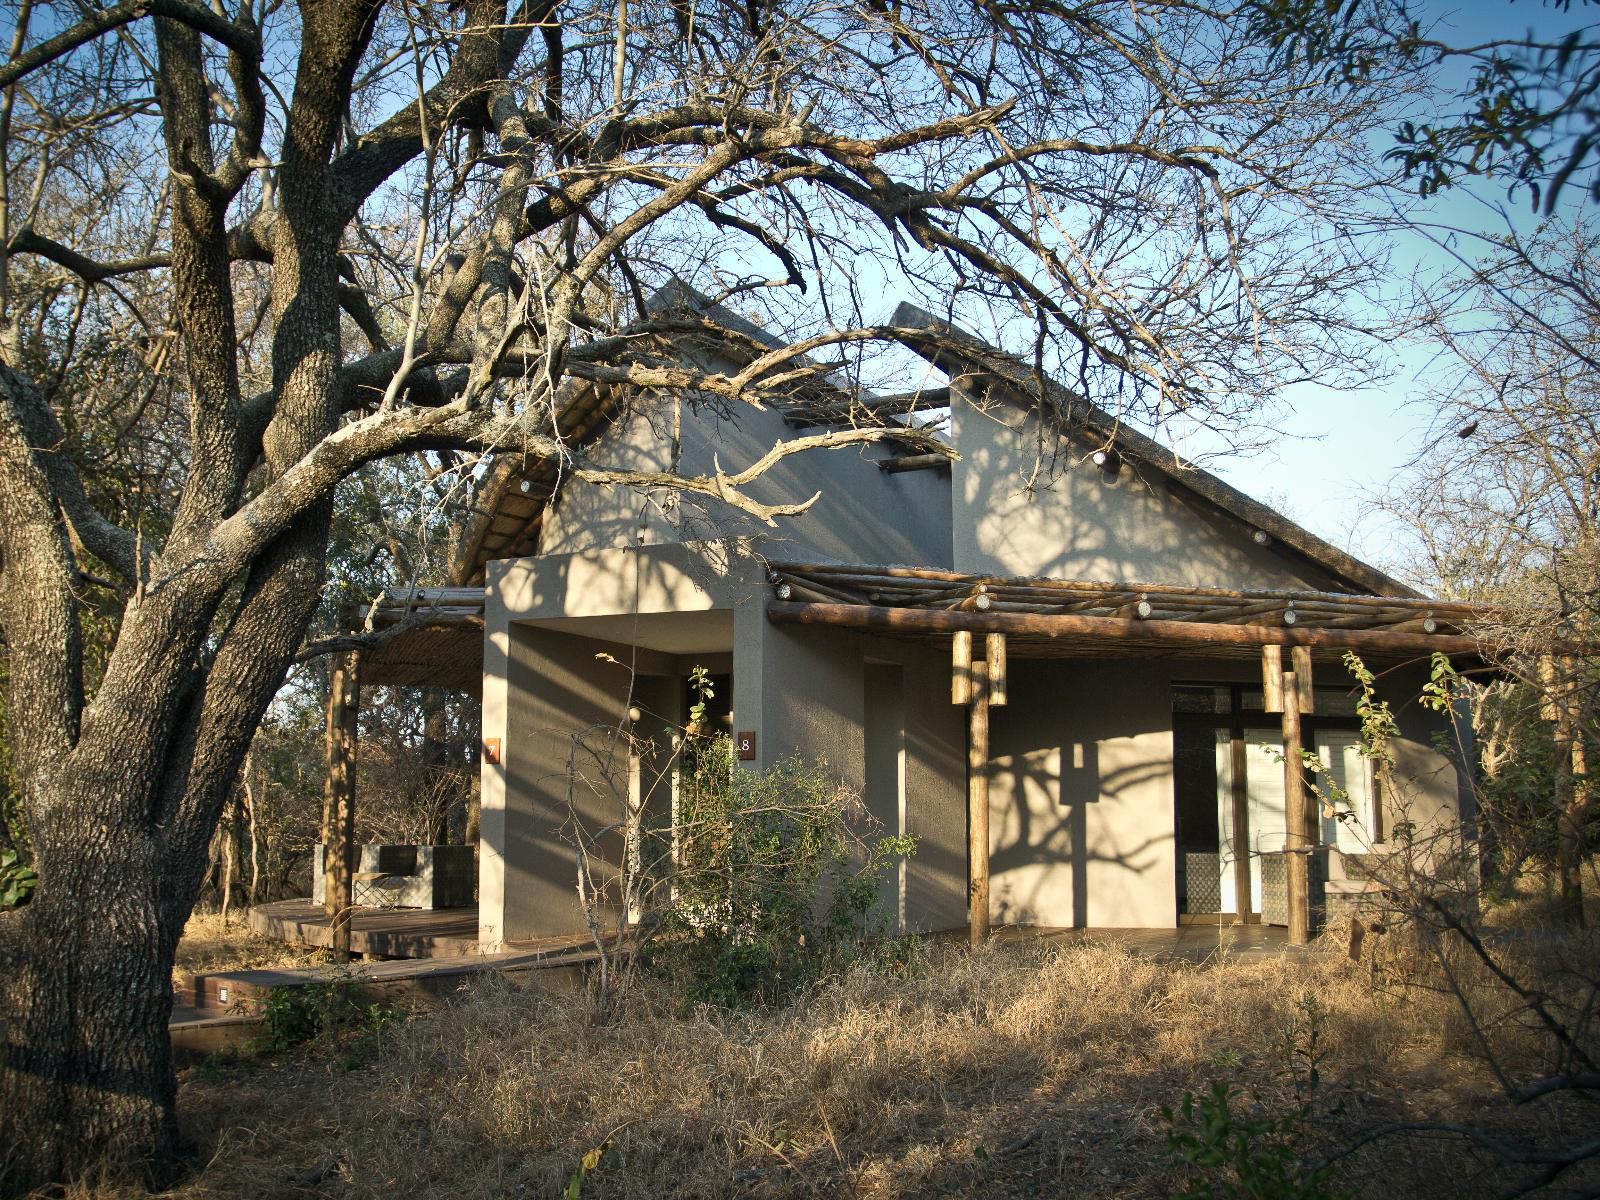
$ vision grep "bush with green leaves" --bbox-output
[0,848,37,910]
[253,974,399,1055]
[1163,997,1349,1200]
[646,737,914,1008]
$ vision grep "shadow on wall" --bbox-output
[496,611,731,939]
[500,624,974,939]
[757,621,970,933]
[990,740,1173,928]
[538,399,679,555]
[985,659,1178,928]
[955,401,1330,589]
[536,391,956,569]
[512,539,754,628]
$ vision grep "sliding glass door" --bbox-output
[1174,683,1370,924]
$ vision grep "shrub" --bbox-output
[254,973,399,1055]
[644,736,913,1008]
[1163,996,1348,1200]
[0,848,37,910]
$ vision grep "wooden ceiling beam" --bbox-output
[766,600,1482,656]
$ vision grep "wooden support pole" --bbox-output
[986,632,1007,707]
[1230,735,1251,921]
[1262,645,1284,713]
[968,651,991,949]
[1292,645,1315,714]
[1282,668,1310,946]
[323,651,361,961]
[951,630,973,705]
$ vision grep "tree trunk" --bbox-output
[221,796,243,925]
[1554,724,1590,928]
[242,751,260,908]
[0,785,185,1190]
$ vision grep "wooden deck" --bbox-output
[185,939,602,1013]
[247,899,484,958]
[172,931,609,1062]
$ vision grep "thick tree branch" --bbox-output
[0,365,149,581]
[5,228,170,283]
[0,0,261,91]
[0,363,83,767]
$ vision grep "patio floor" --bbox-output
[249,900,1298,966]
[1011,923,1297,964]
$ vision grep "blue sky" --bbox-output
[1195,0,1595,578]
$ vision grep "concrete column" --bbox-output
[477,563,515,949]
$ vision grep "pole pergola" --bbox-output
[766,562,1492,947]
[315,588,487,959]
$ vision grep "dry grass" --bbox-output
[172,909,323,989]
[1481,864,1600,930]
[59,929,1579,1200]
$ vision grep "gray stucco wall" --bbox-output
[493,624,666,941]
[479,544,746,945]
[988,659,1178,928]
[677,398,953,566]
[539,399,679,553]
[540,391,953,568]
[733,598,969,932]
[537,354,1367,589]
[949,393,1333,588]
[985,654,1473,928]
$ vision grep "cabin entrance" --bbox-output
[1173,683,1374,925]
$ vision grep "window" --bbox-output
[1314,732,1377,852]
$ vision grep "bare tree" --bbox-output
[1389,216,1599,924]
[0,0,1414,1187]
[1319,657,1600,1196]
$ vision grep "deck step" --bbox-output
[180,941,607,1017]
[169,1009,265,1064]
